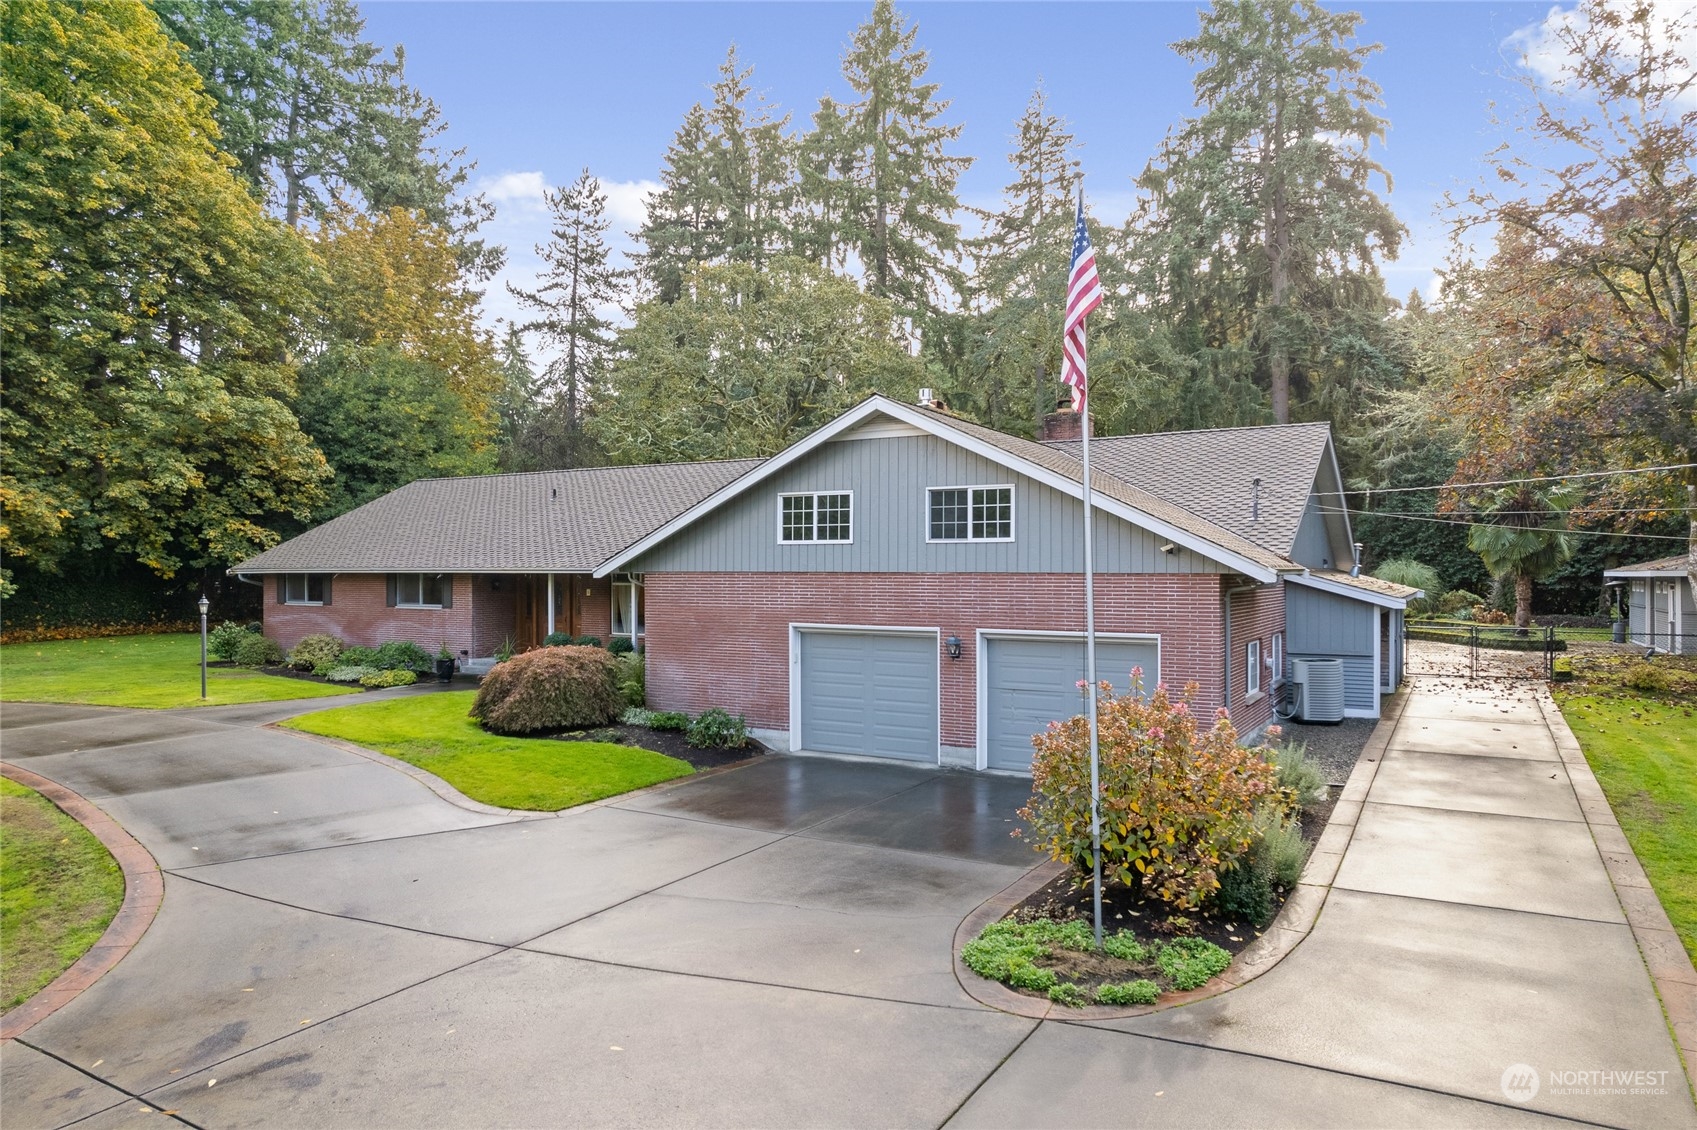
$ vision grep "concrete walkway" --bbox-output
[2,683,1693,1128]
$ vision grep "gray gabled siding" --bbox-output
[628,433,1229,575]
[1286,583,1378,714]
[1290,497,1337,569]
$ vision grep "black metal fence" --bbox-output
[1405,621,1697,681]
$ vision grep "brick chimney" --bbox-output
[1038,399,1091,442]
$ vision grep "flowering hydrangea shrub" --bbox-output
[1018,672,1290,912]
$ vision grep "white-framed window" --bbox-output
[394,573,447,608]
[779,492,852,543]
[1245,639,1262,698]
[611,573,645,639]
[928,485,1014,541]
[1270,631,1284,686]
[283,574,325,605]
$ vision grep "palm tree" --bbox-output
[1466,484,1582,630]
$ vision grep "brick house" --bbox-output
[232,394,1417,773]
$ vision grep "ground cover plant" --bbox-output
[0,634,355,709]
[284,691,692,810]
[1553,655,1697,960]
[1,778,125,1010]
[961,917,1232,1006]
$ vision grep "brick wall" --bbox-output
[472,576,515,657]
[644,572,1260,749]
[263,574,477,655]
[1225,580,1286,736]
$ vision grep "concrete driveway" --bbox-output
[2,688,1693,1129]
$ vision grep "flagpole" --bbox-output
[1076,190,1103,950]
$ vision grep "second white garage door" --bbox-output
[797,630,938,762]
[982,635,1159,773]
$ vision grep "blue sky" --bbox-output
[357,0,1570,340]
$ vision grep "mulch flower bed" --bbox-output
[534,724,767,772]
[976,790,1339,1005]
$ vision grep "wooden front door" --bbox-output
[514,575,579,652]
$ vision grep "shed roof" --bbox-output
[1045,422,1334,555]
[1604,554,1695,578]
[231,459,762,574]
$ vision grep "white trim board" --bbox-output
[593,395,1283,581]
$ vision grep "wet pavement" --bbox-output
[2,690,1692,1128]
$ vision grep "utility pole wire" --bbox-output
[1323,463,1696,497]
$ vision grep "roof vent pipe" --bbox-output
[1251,477,1262,522]
[1351,542,1364,577]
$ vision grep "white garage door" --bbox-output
[983,635,1159,773]
[798,631,938,762]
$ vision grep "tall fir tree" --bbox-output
[802,0,971,334]
[508,169,625,467]
[493,324,541,466]
[1130,0,1404,424]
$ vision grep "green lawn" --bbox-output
[0,634,355,709]
[1556,678,1696,962]
[1,777,126,1011]
[283,691,692,810]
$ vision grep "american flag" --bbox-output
[1060,195,1103,411]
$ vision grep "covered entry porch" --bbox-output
[471,572,643,659]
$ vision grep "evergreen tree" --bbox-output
[1130,0,1405,424]
[493,325,541,465]
[803,0,972,332]
[636,103,717,303]
[507,169,625,466]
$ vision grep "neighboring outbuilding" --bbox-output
[232,393,1420,773]
[1604,555,1695,655]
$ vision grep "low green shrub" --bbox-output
[543,631,573,647]
[1156,936,1232,990]
[1095,980,1160,1006]
[337,646,380,668]
[374,640,432,672]
[208,620,255,661]
[1435,589,1485,617]
[233,634,285,668]
[288,634,345,672]
[608,636,635,655]
[960,920,1078,992]
[1100,931,1149,963]
[572,635,603,648]
[1620,661,1671,693]
[687,707,748,749]
[616,653,645,707]
[470,645,624,734]
[1213,802,1309,927]
[325,665,379,684]
[1270,740,1327,810]
[621,707,657,727]
[649,711,690,731]
[1371,559,1442,614]
[360,669,418,688]
[1048,982,1089,1008]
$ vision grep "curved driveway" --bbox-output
[2,685,1692,1129]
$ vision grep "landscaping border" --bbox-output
[0,763,163,1041]
[1537,687,1697,1088]
[949,688,1409,1020]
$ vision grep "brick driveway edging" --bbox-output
[1536,687,1697,1091]
[949,690,1409,1020]
[0,762,163,1041]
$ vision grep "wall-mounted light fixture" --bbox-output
[945,635,962,660]
[1159,542,1177,555]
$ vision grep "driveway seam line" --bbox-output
[1355,796,1587,824]
[14,1039,205,1130]
[934,1016,1043,1127]
[1057,1022,1627,1129]
[1328,882,1634,928]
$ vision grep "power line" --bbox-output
[1322,463,1697,497]
[1316,506,1694,542]
[1357,507,1694,518]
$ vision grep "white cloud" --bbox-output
[480,170,548,206]
[1506,0,1697,107]
[602,179,661,230]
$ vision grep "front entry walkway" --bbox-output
[3,687,1693,1127]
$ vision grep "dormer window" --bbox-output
[780,492,852,543]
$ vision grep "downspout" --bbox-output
[1222,579,1260,715]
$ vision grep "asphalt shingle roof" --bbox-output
[1604,554,1694,575]
[231,460,763,574]
[1045,422,1334,556]
[908,403,1297,574]
[1306,569,1423,600]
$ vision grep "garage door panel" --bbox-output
[799,632,937,762]
[984,637,1158,773]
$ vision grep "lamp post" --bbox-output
[198,595,210,700]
